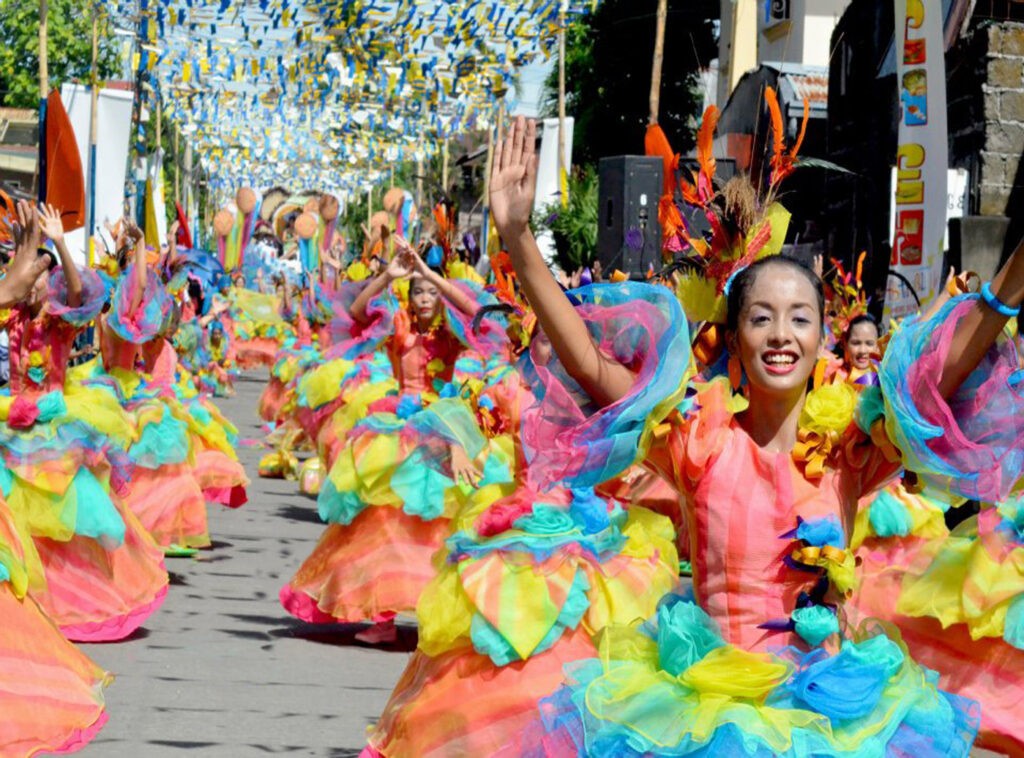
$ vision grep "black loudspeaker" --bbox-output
[597,156,663,278]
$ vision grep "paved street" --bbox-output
[79,372,411,757]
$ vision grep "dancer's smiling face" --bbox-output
[844,318,879,371]
[727,260,823,401]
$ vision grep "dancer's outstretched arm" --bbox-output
[490,117,634,407]
[939,239,1024,397]
[38,203,82,308]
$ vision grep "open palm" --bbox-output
[386,250,415,280]
[38,203,65,242]
[490,117,538,238]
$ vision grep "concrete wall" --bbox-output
[758,0,850,68]
[948,20,1024,263]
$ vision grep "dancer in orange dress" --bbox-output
[480,116,1024,755]
[281,241,490,644]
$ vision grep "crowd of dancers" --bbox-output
[4,108,1024,758]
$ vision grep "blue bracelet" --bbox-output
[980,281,1021,317]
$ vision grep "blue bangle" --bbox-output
[980,281,1020,317]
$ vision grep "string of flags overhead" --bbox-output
[99,0,599,199]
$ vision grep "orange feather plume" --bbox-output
[764,85,810,187]
[0,189,15,244]
[679,106,719,207]
[490,251,517,305]
[695,106,718,184]
[645,124,678,198]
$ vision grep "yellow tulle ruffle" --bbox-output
[897,515,1024,640]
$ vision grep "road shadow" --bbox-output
[269,621,418,652]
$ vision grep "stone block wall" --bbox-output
[949,21,1024,253]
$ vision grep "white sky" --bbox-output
[511,58,554,118]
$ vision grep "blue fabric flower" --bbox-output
[569,488,611,535]
[792,605,839,647]
[868,489,913,538]
[656,600,726,676]
[795,514,845,548]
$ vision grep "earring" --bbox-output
[728,355,743,393]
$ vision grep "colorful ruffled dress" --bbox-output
[848,297,1024,754]
[228,287,291,369]
[142,338,249,511]
[363,283,688,757]
[0,494,111,757]
[102,265,247,548]
[99,266,211,549]
[501,286,1012,756]
[257,299,322,426]
[822,363,951,567]
[195,316,236,397]
[291,279,398,461]
[0,268,168,641]
[280,286,503,626]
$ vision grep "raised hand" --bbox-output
[38,203,65,243]
[0,202,48,305]
[489,116,538,241]
[393,235,430,276]
[570,267,583,289]
[385,249,415,280]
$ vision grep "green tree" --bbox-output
[0,0,120,108]
[545,0,718,165]
[533,167,599,272]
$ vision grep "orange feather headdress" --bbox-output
[826,252,870,342]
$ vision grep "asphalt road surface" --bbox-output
[79,371,411,757]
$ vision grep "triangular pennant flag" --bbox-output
[42,91,86,231]
[175,201,194,248]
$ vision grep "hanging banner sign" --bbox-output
[61,84,135,266]
[885,0,948,321]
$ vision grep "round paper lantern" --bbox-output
[303,198,319,213]
[383,187,405,214]
[295,212,318,240]
[213,210,235,237]
[236,187,257,214]
[319,194,340,221]
[370,211,391,233]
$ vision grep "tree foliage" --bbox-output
[545,0,718,165]
[533,167,599,273]
[0,0,121,108]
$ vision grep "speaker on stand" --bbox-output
[596,156,663,279]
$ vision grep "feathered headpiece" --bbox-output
[826,251,870,342]
[645,87,809,370]
[431,199,457,263]
[676,88,810,318]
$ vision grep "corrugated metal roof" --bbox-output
[786,72,830,105]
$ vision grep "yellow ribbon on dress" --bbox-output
[790,544,858,598]
[793,427,840,480]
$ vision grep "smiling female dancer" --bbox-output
[481,116,1024,755]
